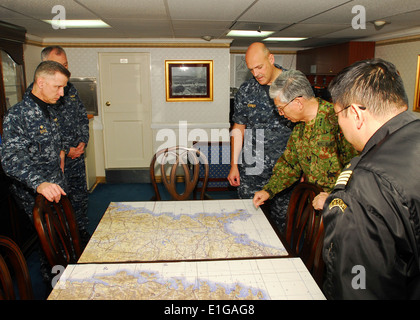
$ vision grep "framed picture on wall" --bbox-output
[414,55,420,112]
[165,60,213,102]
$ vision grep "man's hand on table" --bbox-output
[253,190,270,208]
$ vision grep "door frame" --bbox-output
[98,52,153,169]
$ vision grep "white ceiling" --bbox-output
[1,0,420,49]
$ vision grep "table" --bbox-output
[48,199,326,300]
[78,199,289,263]
[48,258,325,300]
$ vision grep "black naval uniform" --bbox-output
[322,111,420,299]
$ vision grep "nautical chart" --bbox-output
[78,199,288,263]
[48,258,325,300]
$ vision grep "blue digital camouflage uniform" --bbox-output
[25,83,90,243]
[263,98,359,196]
[0,93,67,218]
[0,92,70,287]
[58,83,90,241]
[232,65,295,233]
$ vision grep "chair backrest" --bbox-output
[306,216,325,287]
[285,182,323,256]
[150,146,209,200]
[32,194,82,268]
[0,235,33,300]
[286,182,324,288]
[284,182,326,287]
[192,141,231,194]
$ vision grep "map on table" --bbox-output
[78,199,288,263]
[48,258,325,300]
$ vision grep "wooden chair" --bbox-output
[32,194,82,268]
[285,182,323,255]
[306,216,325,287]
[0,235,33,300]
[285,182,325,286]
[150,146,209,200]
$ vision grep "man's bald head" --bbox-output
[245,42,279,85]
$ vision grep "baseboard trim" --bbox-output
[100,170,187,185]
[105,168,150,183]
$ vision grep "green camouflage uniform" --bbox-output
[263,98,358,197]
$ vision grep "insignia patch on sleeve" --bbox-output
[329,198,347,213]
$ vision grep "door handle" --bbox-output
[105,101,111,106]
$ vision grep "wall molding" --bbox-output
[25,36,231,49]
[375,34,420,47]
[151,122,230,129]
[230,48,297,54]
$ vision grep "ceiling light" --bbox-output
[373,20,387,27]
[201,35,214,41]
[227,30,274,37]
[43,20,111,28]
[264,37,307,42]
[371,20,390,30]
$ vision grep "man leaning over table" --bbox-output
[228,42,295,233]
[0,61,69,215]
[41,45,90,246]
[322,58,420,299]
[24,46,91,247]
[0,61,69,289]
[252,69,358,210]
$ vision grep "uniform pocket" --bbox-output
[314,135,336,160]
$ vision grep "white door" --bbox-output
[99,52,153,168]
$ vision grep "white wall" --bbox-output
[375,39,420,115]
[24,38,418,178]
[23,44,42,84]
[24,44,231,177]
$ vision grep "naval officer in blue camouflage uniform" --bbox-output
[228,42,295,233]
[0,61,69,218]
[40,46,90,245]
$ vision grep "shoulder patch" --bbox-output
[335,170,352,187]
[329,198,347,213]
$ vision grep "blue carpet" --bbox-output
[27,182,238,299]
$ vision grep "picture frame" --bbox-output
[414,55,420,112]
[165,60,213,102]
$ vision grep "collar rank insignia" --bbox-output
[329,198,347,213]
[39,125,47,134]
[247,103,256,108]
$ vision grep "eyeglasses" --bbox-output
[335,104,367,115]
[277,96,302,112]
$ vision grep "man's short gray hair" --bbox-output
[41,45,66,61]
[269,69,314,103]
[34,60,71,81]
